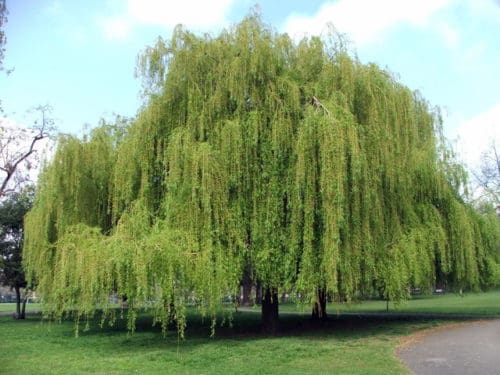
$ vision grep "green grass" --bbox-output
[0,303,41,313]
[280,289,500,316]
[0,290,498,374]
[0,311,441,375]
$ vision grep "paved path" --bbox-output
[398,319,500,375]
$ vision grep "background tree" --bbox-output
[0,105,54,197]
[473,141,499,209]
[23,13,500,336]
[472,141,500,284]
[0,185,34,319]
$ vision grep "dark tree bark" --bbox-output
[255,280,262,303]
[240,264,254,306]
[21,295,27,319]
[311,288,327,320]
[14,286,25,319]
[261,287,279,335]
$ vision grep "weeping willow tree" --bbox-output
[24,14,499,336]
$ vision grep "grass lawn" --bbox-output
[0,311,443,375]
[0,303,41,313]
[280,289,500,316]
[0,290,498,374]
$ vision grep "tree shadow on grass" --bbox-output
[50,309,464,350]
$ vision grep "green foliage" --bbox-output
[23,13,499,336]
[0,185,34,289]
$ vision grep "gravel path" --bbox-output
[398,319,500,375]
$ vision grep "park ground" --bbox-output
[0,290,499,374]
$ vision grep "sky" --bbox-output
[1,0,499,172]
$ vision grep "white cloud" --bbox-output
[466,0,500,18]
[99,0,235,41]
[437,22,460,49]
[128,0,233,29]
[283,0,451,45]
[452,102,500,171]
[99,15,134,41]
[461,42,488,69]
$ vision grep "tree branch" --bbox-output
[311,96,330,116]
[0,105,54,196]
[473,140,500,206]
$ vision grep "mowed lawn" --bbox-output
[0,303,41,313]
[0,290,498,375]
[281,288,500,316]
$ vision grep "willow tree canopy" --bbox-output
[23,14,499,336]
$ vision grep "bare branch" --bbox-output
[0,105,55,196]
[473,140,500,207]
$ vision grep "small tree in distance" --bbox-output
[473,141,500,210]
[0,185,34,319]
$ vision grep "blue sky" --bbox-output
[1,0,499,170]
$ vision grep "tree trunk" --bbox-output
[311,288,327,320]
[240,265,253,306]
[261,287,279,335]
[255,280,262,304]
[14,286,26,319]
[21,293,28,319]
